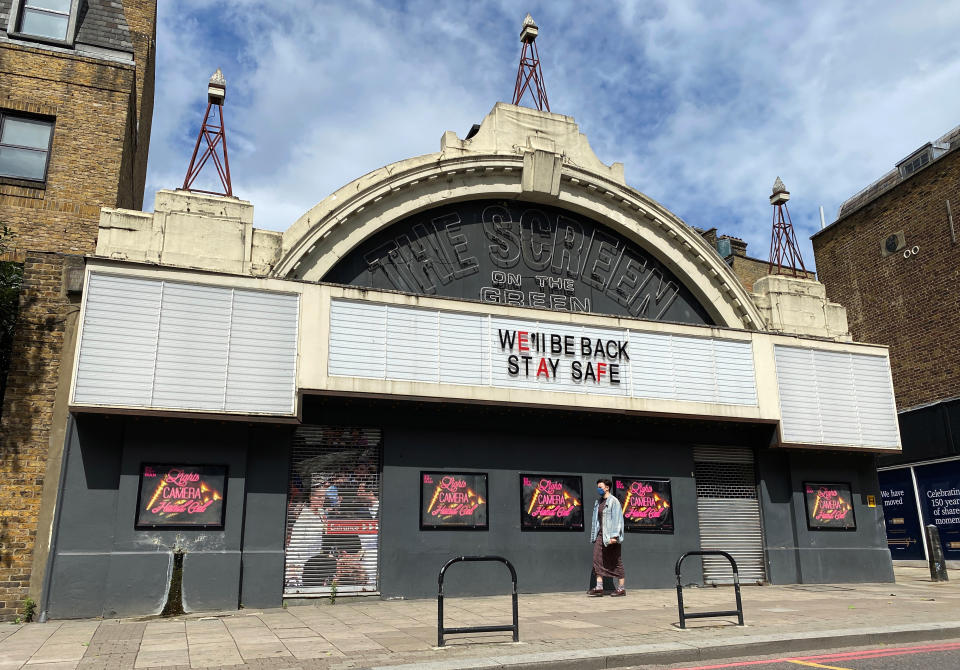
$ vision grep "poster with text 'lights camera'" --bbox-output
[420,472,488,530]
[613,477,674,533]
[136,464,227,529]
[520,474,583,531]
[804,482,856,530]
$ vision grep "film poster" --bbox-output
[420,472,488,529]
[136,464,226,528]
[520,474,583,530]
[613,476,674,533]
[804,482,856,530]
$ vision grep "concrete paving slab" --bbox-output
[26,642,89,664]
[233,642,292,660]
[326,637,387,653]
[273,629,325,640]
[132,647,189,669]
[186,641,242,668]
[136,638,187,653]
[365,635,432,653]
[22,662,80,670]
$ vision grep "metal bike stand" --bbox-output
[675,550,744,629]
[437,555,519,647]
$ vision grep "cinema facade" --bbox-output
[41,104,900,618]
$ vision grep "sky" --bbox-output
[145,1,960,270]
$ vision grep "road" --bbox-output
[642,640,960,669]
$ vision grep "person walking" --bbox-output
[588,478,625,596]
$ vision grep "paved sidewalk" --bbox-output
[1,566,959,670]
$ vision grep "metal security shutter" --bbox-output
[694,447,766,585]
[284,426,382,595]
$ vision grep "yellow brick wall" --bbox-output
[730,255,816,293]
[813,150,960,410]
[0,44,138,254]
[0,1,156,621]
[0,253,74,620]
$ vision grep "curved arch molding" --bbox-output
[275,154,764,330]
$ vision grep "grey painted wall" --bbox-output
[759,449,893,584]
[47,416,291,619]
[46,401,892,618]
[379,424,703,599]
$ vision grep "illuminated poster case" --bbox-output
[420,472,488,530]
[136,464,227,529]
[613,476,674,533]
[804,482,856,531]
[520,474,583,531]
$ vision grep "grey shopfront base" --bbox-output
[759,449,894,584]
[45,400,893,619]
[377,422,893,598]
[46,416,292,619]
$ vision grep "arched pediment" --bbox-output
[274,105,764,330]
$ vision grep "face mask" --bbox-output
[597,487,605,497]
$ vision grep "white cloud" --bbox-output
[145,0,960,270]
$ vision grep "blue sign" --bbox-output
[878,469,924,560]
[915,460,960,561]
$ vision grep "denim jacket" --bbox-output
[590,495,625,546]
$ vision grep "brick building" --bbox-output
[0,0,156,620]
[698,227,816,292]
[812,124,960,564]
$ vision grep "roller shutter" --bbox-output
[284,426,382,595]
[694,446,766,585]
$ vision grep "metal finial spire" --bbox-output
[772,176,787,196]
[182,68,233,197]
[209,68,226,88]
[511,14,550,111]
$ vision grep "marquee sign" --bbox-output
[323,200,712,324]
[614,476,674,533]
[420,472,488,530]
[136,464,227,529]
[804,482,856,530]
[496,325,628,387]
[520,474,583,531]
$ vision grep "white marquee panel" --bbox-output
[774,345,899,449]
[73,273,299,415]
[327,298,758,406]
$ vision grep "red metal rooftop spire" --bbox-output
[768,177,807,276]
[511,14,550,112]
[182,68,233,197]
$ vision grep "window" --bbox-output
[0,113,54,182]
[899,150,930,178]
[8,0,76,44]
